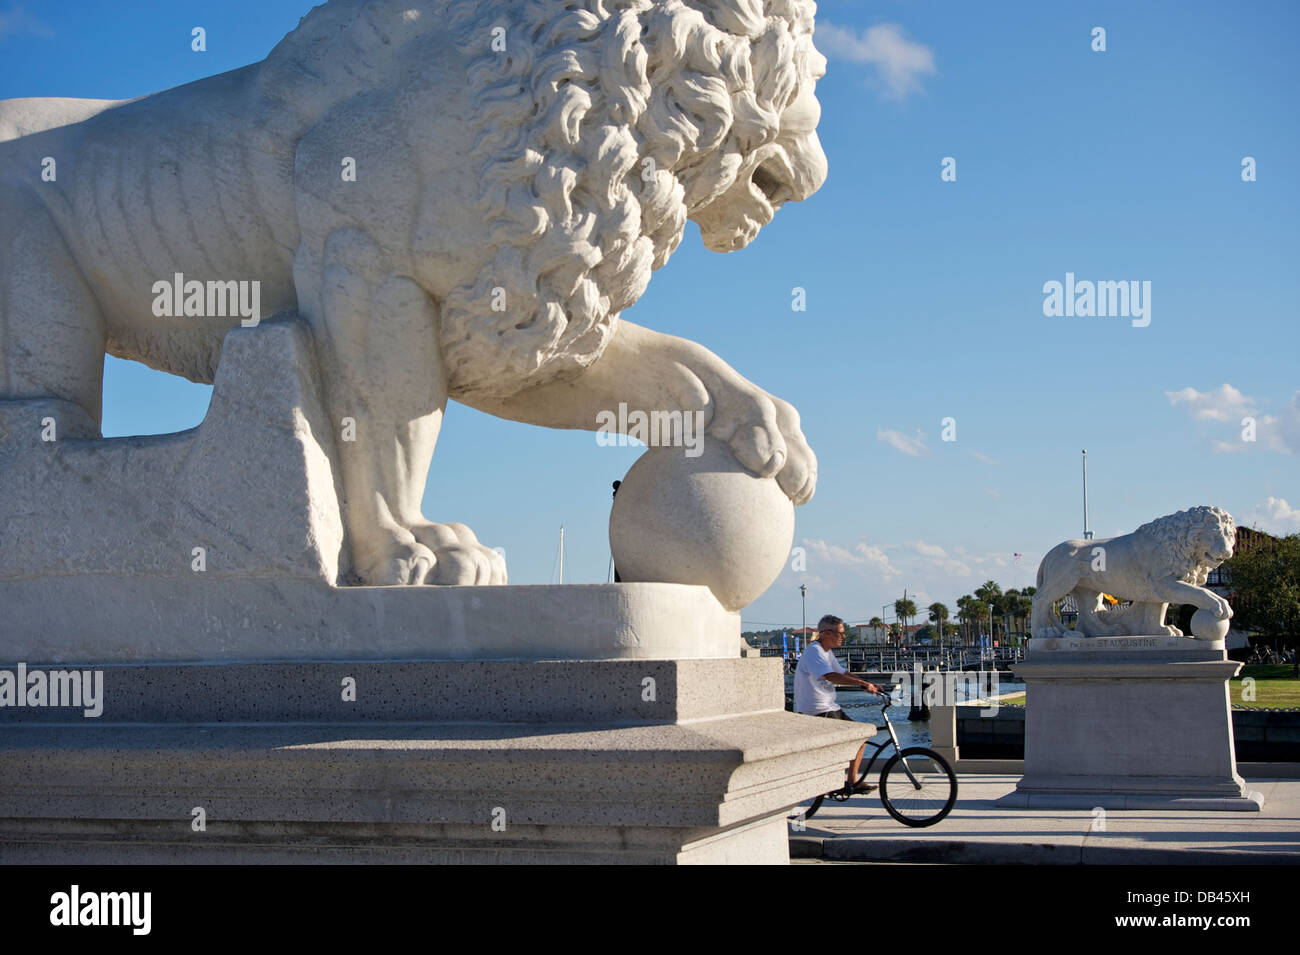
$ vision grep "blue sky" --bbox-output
[2,0,1296,630]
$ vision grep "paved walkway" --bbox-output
[789,775,1300,864]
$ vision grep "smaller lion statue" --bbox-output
[1030,505,1236,638]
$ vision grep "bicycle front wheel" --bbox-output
[878,747,957,828]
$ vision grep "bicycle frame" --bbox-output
[857,696,925,786]
[798,693,958,827]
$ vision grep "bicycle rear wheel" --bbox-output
[878,747,957,828]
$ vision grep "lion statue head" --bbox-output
[261,0,827,400]
[431,0,829,400]
[1132,505,1236,586]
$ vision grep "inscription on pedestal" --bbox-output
[1030,634,1223,654]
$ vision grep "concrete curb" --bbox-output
[789,835,1300,865]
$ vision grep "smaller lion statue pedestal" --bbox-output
[997,636,1262,811]
[999,506,1263,811]
[993,639,1258,810]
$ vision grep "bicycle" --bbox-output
[793,692,958,828]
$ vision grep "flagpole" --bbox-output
[1082,450,1092,540]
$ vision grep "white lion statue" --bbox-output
[0,0,827,586]
[1030,506,1236,638]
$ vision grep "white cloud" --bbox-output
[815,21,936,99]
[935,558,973,577]
[853,542,898,575]
[1170,385,1299,456]
[1274,392,1300,455]
[0,5,53,39]
[909,540,947,558]
[802,538,899,577]
[1242,497,1300,534]
[908,539,971,577]
[1166,383,1254,422]
[970,450,996,464]
[877,427,928,457]
[803,539,865,566]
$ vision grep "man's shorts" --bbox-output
[813,709,853,721]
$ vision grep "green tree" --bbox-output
[996,589,1032,642]
[895,597,917,643]
[966,599,990,644]
[975,580,1002,642]
[956,595,975,645]
[1224,534,1300,672]
[928,602,949,649]
[868,616,885,643]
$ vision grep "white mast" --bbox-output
[552,525,566,584]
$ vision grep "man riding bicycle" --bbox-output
[793,614,884,793]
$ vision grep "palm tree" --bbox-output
[975,580,1002,643]
[967,599,990,645]
[1018,594,1034,639]
[928,602,949,651]
[868,616,885,644]
[895,598,917,644]
[956,594,981,645]
[998,589,1033,640]
[1018,587,1036,640]
[997,589,1020,642]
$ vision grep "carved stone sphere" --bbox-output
[1190,608,1230,641]
[610,442,794,611]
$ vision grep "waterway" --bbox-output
[790,678,1026,750]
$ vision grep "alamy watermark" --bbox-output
[1042,272,1150,327]
[891,668,1002,716]
[0,663,104,717]
[151,272,261,326]
[595,402,704,457]
[50,885,150,935]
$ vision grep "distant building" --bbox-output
[851,624,888,645]
[846,622,928,645]
[789,626,818,646]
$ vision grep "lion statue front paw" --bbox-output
[411,522,507,585]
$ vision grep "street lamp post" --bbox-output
[987,604,995,691]
[800,584,807,654]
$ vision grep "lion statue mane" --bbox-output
[259,0,826,399]
[0,0,827,588]
[1030,506,1237,638]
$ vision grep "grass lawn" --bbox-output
[991,665,1300,709]
[1232,664,1300,708]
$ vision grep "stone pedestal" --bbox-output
[996,635,1263,811]
[0,318,868,863]
[0,657,866,864]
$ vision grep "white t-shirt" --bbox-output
[793,642,846,714]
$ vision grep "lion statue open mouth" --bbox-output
[1030,506,1237,639]
[0,0,828,587]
